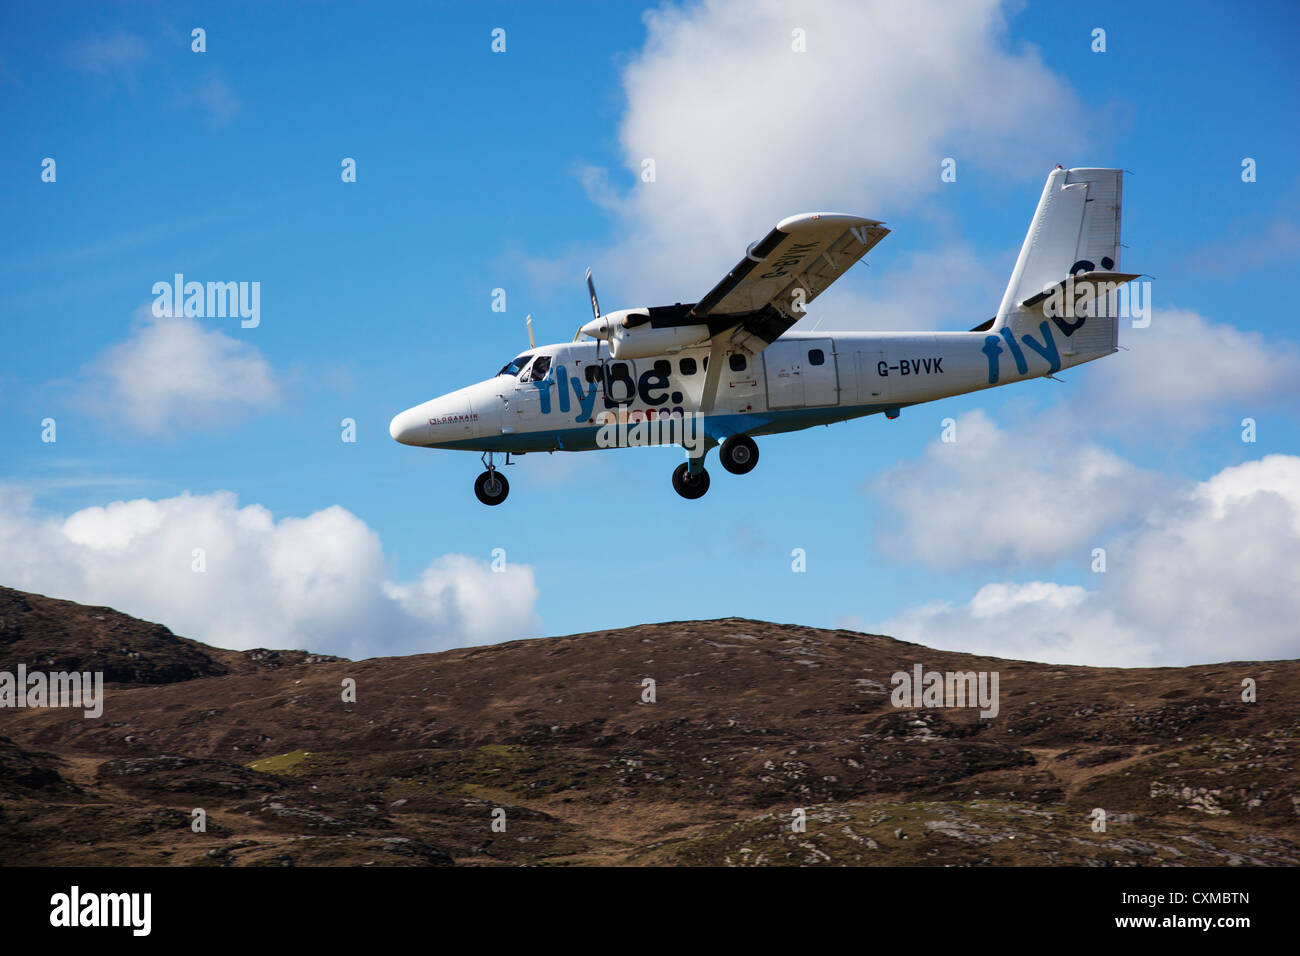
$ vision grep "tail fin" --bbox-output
[994,167,1126,353]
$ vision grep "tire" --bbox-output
[720,434,759,475]
[672,462,710,499]
[474,469,510,506]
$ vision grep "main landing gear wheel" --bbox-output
[672,463,710,500]
[474,469,509,506]
[719,434,759,475]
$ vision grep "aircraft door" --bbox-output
[854,350,891,406]
[802,339,838,406]
[763,341,805,408]
[764,338,838,407]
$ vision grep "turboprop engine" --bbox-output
[579,307,711,359]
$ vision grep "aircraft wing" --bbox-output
[691,212,889,354]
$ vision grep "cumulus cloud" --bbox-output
[793,240,1012,334]
[83,311,280,435]
[577,0,1085,302]
[880,455,1300,666]
[0,489,540,659]
[884,581,1148,666]
[1083,307,1300,430]
[870,409,1165,569]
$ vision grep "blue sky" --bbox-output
[2,0,1298,665]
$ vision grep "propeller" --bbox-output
[585,268,600,321]
[526,314,535,349]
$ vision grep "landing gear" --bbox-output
[719,434,759,475]
[474,452,510,506]
[672,462,710,500]
[474,470,509,505]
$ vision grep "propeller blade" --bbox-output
[585,268,600,321]
[526,314,535,349]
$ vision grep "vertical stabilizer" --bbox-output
[994,167,1124,329]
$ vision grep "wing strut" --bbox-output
[698,335,730,418]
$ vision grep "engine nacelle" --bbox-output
[610,323,710,359]
[580,307,710,359]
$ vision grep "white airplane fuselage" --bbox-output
[389,322,1106,454]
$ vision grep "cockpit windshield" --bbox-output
[497,353,533,377]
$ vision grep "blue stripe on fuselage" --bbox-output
[425,402,908,453]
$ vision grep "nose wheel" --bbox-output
[474,469,509,505]
[672,462,710,499]
[474,451,510,505]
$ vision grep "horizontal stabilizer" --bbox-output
[1018,270,1140,316]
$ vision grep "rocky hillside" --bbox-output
[0,586,342,683]
[1,587,1296,866]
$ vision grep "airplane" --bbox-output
[390,166,1137,504]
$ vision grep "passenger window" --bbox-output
[585,365,602,384]
[679,357,697,376]
[653,359,671,377]
[729,354,747,372]
[809,348,825,366]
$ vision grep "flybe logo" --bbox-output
[982,320,1063,384]
[529,365,686,423]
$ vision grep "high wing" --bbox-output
[685,212,888,415]
[691,212,889,354]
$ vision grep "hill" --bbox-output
[1,586,1297,866]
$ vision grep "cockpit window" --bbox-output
[520,355,552,382]
[497,353,533,377]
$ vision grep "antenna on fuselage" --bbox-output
[526,314,535,349]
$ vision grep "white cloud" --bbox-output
[1112,455,1300,663]
[967,579,1086,618]
[870,409,1164,569]
[84,311,280,435]
[1084,307,1300,430]
[792,241,1012,334]
[1194,455,1300,527]
[884,582,1149,666]
[880,455,1300,666]
[579,0,1085,302]
[0,489,540,659]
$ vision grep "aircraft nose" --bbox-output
[389,407,428,445]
